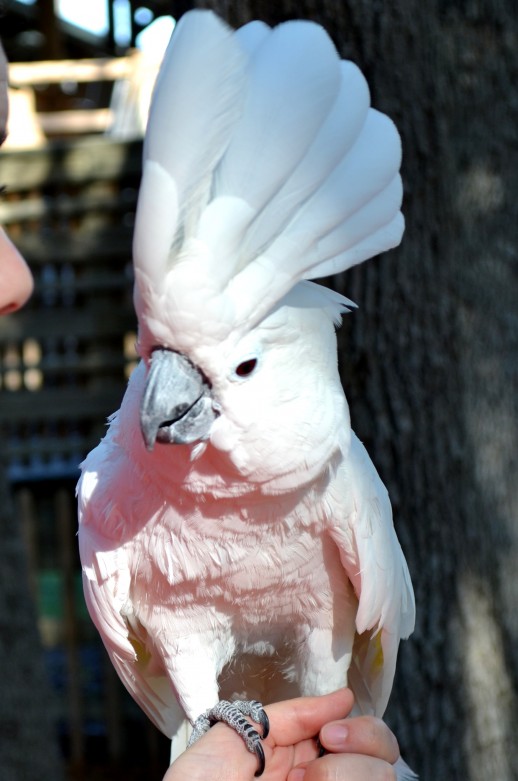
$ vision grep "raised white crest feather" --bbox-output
[132,9,404,348]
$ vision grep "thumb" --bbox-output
[264,688,354,747]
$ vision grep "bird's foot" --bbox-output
[188,699,270,776]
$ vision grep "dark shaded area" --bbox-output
[0,468,65,780]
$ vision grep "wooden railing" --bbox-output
[6,51,158,145]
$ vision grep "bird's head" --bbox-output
[136,282,351,490]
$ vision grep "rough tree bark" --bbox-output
[191,2,518,779]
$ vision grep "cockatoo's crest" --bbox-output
[132,10,404,355]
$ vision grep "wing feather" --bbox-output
[78,442,182,738]
[330,433,415,716]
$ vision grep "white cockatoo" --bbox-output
[78,9,416,778]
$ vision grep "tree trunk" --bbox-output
[195,2,518,779]
[0,467,65,781]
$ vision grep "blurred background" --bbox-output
[1,2,517,781]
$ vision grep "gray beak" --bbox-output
[140,349,217,450]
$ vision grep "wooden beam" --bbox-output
[38,108,114,134]
[8,54,141,87]
[0,137,142,190]
[0,187,138,224]
[0,386,127,422]
[0,308,135,343]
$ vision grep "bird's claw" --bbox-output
[188,699,269,776]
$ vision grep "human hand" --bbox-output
[163,688,399,781]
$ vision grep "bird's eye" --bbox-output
[235,358,258,377]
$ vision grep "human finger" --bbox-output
[319,715,399,765]
[290,753,397,781]
[163,722,257,781]
[264,688,354,747]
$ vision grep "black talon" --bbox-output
[246,700,269,739]
[259,709,270,739]
[254,741,266,777]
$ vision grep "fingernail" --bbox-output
[320,722,349,748]
[288,769,306,781]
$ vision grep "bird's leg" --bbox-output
[296,625,354,695]
[164,631,269,774]
[188,699,270,776]
[295,624,355,758]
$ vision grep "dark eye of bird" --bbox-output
[235,358,258,377]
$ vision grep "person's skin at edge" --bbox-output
[0,41,34,314]
[164,689,399,781]
[0,41,401,781]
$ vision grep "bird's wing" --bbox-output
[132,10,404,345]
[77,436,182,738]
[329,432,415,716]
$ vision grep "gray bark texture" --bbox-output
[194,1,518,779]
[0,467,65,780]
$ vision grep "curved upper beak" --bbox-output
[140,349,216,450]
